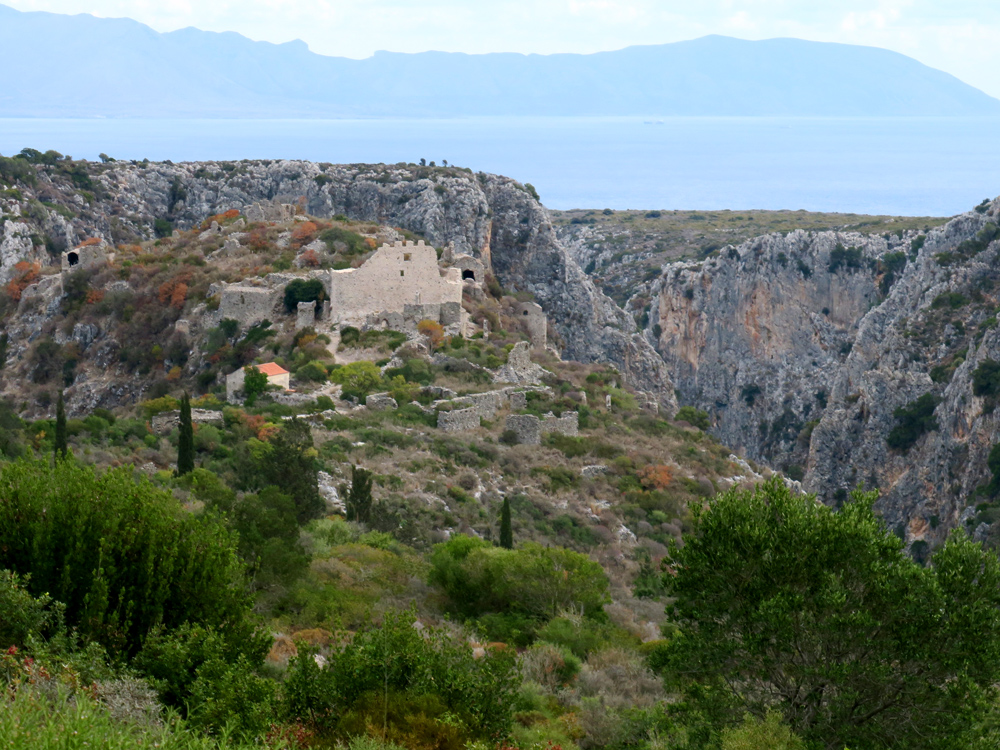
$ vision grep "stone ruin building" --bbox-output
[328,240,468,333]
[61,240,113,273]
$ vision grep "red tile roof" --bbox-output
[257,362,289,377]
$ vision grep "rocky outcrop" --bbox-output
[650,197,1000,547]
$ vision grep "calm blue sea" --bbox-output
[1,117,998,216]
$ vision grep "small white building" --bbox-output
[226,362,291,402]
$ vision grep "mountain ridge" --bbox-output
[1,3,998,118]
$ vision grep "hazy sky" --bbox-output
[6,0,1000,98]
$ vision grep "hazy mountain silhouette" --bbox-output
[2,3,998,118]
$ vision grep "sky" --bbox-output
[5,0,1000,99]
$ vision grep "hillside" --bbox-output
[5,152,1000,748]
[0,149,761,750]
[1,4,998,117]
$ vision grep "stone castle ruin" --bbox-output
[328,240,467,332]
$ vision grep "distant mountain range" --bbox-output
[1,3,998,118]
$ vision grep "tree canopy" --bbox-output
[0,459,257,658]
[661,476,1000,750]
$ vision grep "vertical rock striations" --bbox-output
[650,198,1000,547]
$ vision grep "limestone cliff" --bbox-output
[649,197,1000,548]
[0,159,675,410]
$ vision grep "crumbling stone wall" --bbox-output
[329,241,462,324]
[438,407,480,432]
[543,411,579,437]
[517,301,547,348]
[493,341,546,384]
[505,414,541,445]
[218,285,277,328]
[296,300,317,330]
[62,241,113,273]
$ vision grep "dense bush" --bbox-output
[0,459,257,658]
[886,393,940,452]
[429,536,610,628]
[675,405,710,430]
[283,611,519,742]
[329,360,383,400]
[283,278,326,313]
[662,477,1000,750]
[828,243,864,273]
[973,359,1000,398]
[320,226,367,255]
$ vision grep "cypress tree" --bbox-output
[177,392,194,476]
[54,391,67,459]
[499,497,513,549]
[346,465,373,524]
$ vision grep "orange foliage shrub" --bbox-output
[158,271,192,309]
[299,248,320,268]
[85,289,105,305]
[291,221,318,244]
[417,319,445,348]
[76,237,102,248]
[166,365,183,381]
[639,465,674,490]
[200,209,241,230]
[5,261,40,301]
[364,237,377,250]
[248,228,270,252]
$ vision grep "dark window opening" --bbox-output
[67,252,79,267]
[462,269,476,281]
[523,310,529,316]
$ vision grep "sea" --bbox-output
[1,116,999,217]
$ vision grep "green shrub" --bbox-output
[675,405,710,430]
[828,244,864,273]
[153,218,173,238]
[330,360,383,400]
[973,359,1000,398]
[320,226,366,254]
[283,611,519,741]
[135,622,274,738]
[429,535,609,623]
[0,459,257,658]
[283,279,326,313]
[931,291,969,310]
[664,476,1000,749]
[886,393,940,452]
[296,360,329,382]
[720,712,805,750]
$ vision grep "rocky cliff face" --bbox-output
[650,198,1000,547]
[0,159,675,410]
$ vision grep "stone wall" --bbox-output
[218,285,278,328]
[505,414,541,445]
[543,411,579,437]
[493,341,546,384]
[517,301,547,348]
[296,300,317,330]
[438,407,480,432]
[328,241,462,324]
[62,241,113,273]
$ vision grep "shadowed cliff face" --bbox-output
[0,159,675,410]
[650,198,1000,548]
